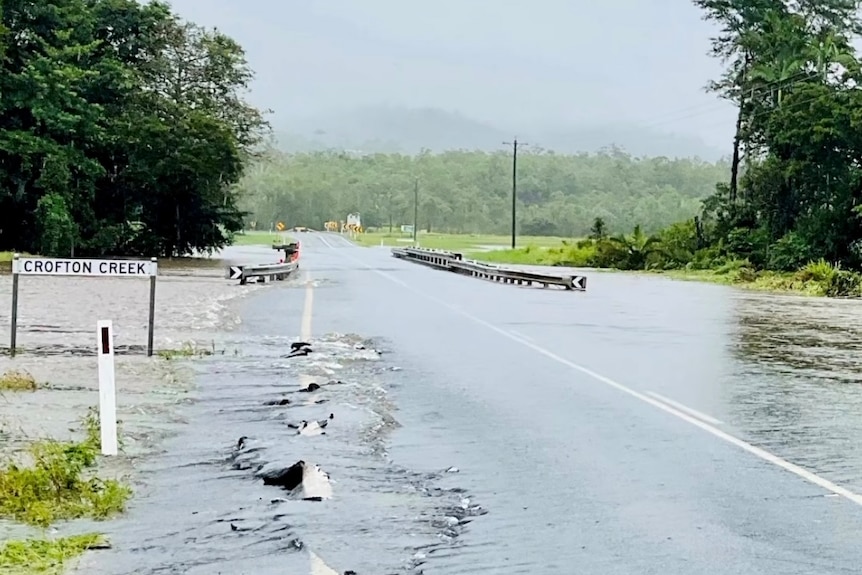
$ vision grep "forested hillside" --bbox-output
[0,0,267,257]
[239,149,729,236]
[273,106,727,160]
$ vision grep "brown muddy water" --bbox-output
[0,251,266,541]
[0,247,480,574]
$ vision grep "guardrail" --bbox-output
[391,247,461,269]
[392,246,586,291]
[226,261,298,285]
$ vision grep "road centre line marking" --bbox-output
[300,270,313,341]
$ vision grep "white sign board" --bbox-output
[14,257,157,277]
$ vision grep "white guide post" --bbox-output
[97,320,118,456]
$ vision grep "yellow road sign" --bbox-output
[276,222,285,231]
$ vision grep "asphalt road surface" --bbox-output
[291,231,862,574]
[78,231,862,575]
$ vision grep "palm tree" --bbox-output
[747,12,809,107]
[608,225,663,269]
[808,28,857,81]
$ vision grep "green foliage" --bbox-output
[0,0,267,257]
[0,533,106,575]
[238,148,730,237]
[473,222,862,297]
[34,193,76,257]
[690,0,862,277]
[0,409,131,527]
[157,340,215,359]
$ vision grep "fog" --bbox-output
[164,0,740,158]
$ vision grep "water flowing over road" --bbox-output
[76,232,862,573]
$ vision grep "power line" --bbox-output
[637,69,822,130]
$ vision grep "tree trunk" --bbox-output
[730,104,743,204]
[730,53,751,205]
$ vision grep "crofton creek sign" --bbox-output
[8,255,159,356]
[14,257,156,276]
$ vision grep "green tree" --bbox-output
[589,217,607,239]
[692,0,862,271]
[0,0,266,257]
[34,192,76,257]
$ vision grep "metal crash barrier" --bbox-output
[226,242,301,285]
[225,261,298,284]
[391,247,586,291]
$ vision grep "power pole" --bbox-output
[413,177,419,245]
[503,139,526,249]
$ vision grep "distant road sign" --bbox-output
[14,257,157,277]
[276,222,285,231]
[228,266,244,280]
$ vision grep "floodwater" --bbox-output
[0,249,265,541]
[5,239,862,573]
[724,293,862,490]
[0,253,257,355]
[70,310,482,574]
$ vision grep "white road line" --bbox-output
[508,329,534,342]
[646,391,723,425]
[313,231,357,248]
[334,234,354,247]
[335,249,862,507]
[317,234,334,249]
[300,271,313,340]
[309,550,339,574]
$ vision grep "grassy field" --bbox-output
[231,231,294,246]
[351,230,569,250]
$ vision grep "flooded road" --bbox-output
[48,233,862,573]
[0,255,251,453]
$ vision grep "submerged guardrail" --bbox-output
[391,246,586,291]
[227,241,301,285]
[225,261,298,284]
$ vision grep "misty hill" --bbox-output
[273,106,727,160]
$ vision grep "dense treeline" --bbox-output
[684,0,862,273]
[0,0,266,257]
[239,148,730,236]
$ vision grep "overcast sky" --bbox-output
[164,0,738,149]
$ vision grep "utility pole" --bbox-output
[503,138,525,249]
[413,177,419,245]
